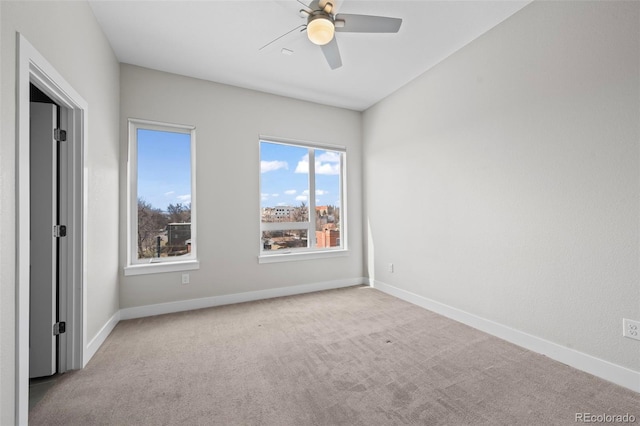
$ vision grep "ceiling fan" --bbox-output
[261,0,402,70]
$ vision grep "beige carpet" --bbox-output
[30,286,639,425]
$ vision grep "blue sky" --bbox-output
[137,134,341,211]
[260,141,341,208]
[137,129,191,211]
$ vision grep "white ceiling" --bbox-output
[88,0,531,111]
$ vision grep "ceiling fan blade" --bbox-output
[297,0,313,12]
[321,37,342,69]
[259,24,306,51]
[334,14,402,33]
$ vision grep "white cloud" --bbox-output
[284,189,297,195]
[317,151,340,163]
[261,160,288,173]
[296,195,308,202]
[294,154,309,174]
[294,153,340,175]
[300,189,328,196]
[316,162,340,175]
[177,194,191,203]
[164,191,175,196]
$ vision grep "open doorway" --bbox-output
[17,34,87,424]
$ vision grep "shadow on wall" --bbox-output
[367,218,375,284]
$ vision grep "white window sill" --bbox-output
[124,259,200,276]
[258,249,348,264]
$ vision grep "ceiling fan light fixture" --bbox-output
[307,15,335,46]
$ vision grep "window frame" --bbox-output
[258,136,348,263]
[125,118,199,276]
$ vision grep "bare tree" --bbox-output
[167,202,191,223]
[330,205,339,226]
[292,201,308,222]
[137,198,166,258]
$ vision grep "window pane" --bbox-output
[315,149,341,248]
[137,129,192,260]
[259,139,345,256]
[260,142,309,223]
[262,230,308,251]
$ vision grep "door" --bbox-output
[29,102,58,378]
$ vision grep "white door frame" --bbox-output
[16,33,88,425]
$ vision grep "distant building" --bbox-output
[316,205,329,216]
[316,226,340,248]
[262,206,298,222]
[166,223,191,251]
[274,206,294,219]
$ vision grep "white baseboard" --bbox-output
[84,310,120,367]
[372,280,640,393]
[119,277,366,320]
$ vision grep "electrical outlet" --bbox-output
[623,318,640,341]
[181,273,190,285]
[388,263,394,273]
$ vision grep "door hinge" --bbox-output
[54,128,67,142]
[53,225,67,238]
[53,322,66,336]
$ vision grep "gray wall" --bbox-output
[0,2,120,423]
[119,64,363,308]
[363,1,640,371]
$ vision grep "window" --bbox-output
[125,119,198,275]
[259,138,346,262]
